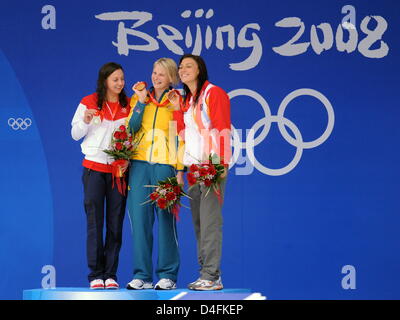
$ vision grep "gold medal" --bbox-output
[134,81,147,91]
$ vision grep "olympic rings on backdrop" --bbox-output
[228,88,335,176]
[7,118,32,130]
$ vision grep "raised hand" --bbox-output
[83,109,98,124]
[132,81,148,104]
[167,90,181,111]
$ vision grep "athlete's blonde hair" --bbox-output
[153,58,179,86]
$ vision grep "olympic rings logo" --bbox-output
[8,118,32,130]
[229,88,335,176]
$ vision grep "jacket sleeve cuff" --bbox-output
[78,120,89,131]
[135,101,146,110]
[177,166,187,172]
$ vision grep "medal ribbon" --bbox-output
[135,81,182,108]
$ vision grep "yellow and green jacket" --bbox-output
[126,88,184,170]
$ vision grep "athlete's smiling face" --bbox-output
[178,58,200,85]
[105,69,125,97]
[152,64,171,92]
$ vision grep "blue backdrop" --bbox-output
[1,0,399,300]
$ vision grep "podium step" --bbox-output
[23,288,266,300]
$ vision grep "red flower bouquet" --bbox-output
[187,154,226,204]
[142,177,190,220]
[103,125,137,195]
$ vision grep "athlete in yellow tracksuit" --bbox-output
[128,93,184,170]
[125,58,184,290]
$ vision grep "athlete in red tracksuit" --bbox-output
[71,62,131,290]
[172,54,231,291]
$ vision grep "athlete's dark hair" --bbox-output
[179,54,208,105]
[96,62,128,110]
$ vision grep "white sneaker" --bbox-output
[187,278,202,290]
[90,279,105,290]
[190,277,223,291]
[105,278,119,290]
[155,278,177,290]
[126,279,154,290]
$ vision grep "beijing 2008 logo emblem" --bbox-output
[8,118,33,130]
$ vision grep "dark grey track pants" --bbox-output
[188,177,227,281]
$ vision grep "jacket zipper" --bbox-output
[149,89,170,163]
[149,105,159,163]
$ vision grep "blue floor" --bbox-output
[23,288,266,300]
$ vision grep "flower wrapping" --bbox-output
[110,159,128,195]
[103,125,137,195]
